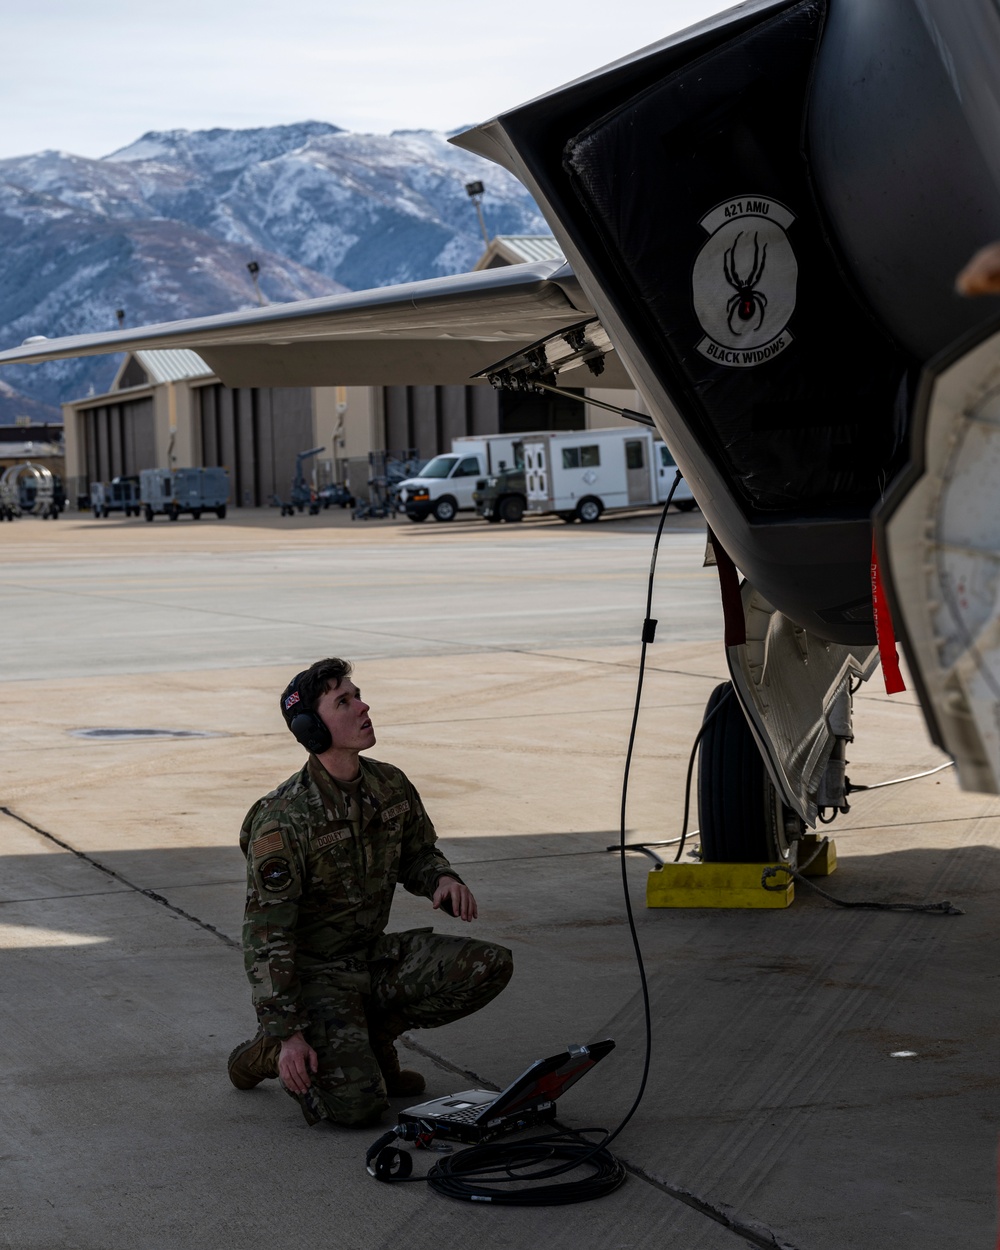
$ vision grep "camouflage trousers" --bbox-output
[293,928,513,1126]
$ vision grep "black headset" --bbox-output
[281,671,332,755]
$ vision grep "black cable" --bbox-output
[761,841,963,916]
[408,474,683,1205]
[427,1130,626,1204]
[847,760,954,792]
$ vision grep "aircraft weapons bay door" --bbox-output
[625,438,653,505]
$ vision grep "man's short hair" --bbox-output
[280,657,353,727]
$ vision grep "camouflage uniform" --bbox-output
[241,754,513,1125]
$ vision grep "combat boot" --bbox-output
[227,1027,280,1089]
[368,1015,426,1097]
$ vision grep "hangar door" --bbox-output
[199,384,314,507]
[81,397,156,483]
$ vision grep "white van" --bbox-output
[396,435,522,522]
[522,427,695,522]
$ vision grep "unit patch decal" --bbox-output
[381,801,410,822]
[692,196,797,368]
[259,857,292,892]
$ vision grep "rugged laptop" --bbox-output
[397,1039,615,1144]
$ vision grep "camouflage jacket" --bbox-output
[240,755,462,1038]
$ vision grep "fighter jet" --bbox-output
[5,0,1000,864]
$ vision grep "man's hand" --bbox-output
[433,875,478,922]
[956,241,1000,296]
[278,1031,318,1094]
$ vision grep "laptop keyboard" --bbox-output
[440,1107,486,1124]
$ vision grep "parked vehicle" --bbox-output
[90,476,141,517]
[0,462,59,520]
[522,427,696,522]
[140,467,230,521]
[317,483,355,509]
[396,435,522,522]
[475,464,527,523]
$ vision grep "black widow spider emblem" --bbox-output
[723,230,768,333]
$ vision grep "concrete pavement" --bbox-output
[1,509,997,1248]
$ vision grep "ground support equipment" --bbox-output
[646,836,837,910]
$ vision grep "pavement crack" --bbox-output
[0,806,241,950]
[397,1035,502,1091]
[621,1158,804,1250]
[396,1036,801,1248]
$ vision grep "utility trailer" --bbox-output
[0,462,59,520]
[522,427,695,522]
[140,467,230,521]
[90,476,141,517]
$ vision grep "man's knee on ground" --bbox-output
[313,1082,389,1127]
[496,945,514,981]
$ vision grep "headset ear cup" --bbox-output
[289,711,331,754]
[374,1147,412,1182]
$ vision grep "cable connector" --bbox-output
[641,618,657,644]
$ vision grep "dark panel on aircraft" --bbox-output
[809,0,1000,361]
[563,0,910,515]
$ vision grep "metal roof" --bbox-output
[109,348,214,391]
[479,235,566,266]
[131,349,213,384]
[498,236,565,263]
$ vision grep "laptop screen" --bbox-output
[485,1039,615,1119]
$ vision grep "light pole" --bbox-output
[465,180,490,249]
[247,260,266,307]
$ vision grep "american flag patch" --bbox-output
[283,690,301,711]
[253,828,285,858]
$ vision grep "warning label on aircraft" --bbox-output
[692,196,797,368]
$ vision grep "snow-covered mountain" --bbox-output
[0,121,546,419]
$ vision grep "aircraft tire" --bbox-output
[216,505,227,519]
[696,682,795,864]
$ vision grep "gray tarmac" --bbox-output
[1,507,996,1249]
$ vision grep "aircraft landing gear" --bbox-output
[696,682,799,864]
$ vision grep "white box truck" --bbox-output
[522,427,695,522]
[396,434,523,522]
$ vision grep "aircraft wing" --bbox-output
[0,259,634,389]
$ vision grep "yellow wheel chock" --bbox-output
[645,835,836,909]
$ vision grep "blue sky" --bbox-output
[1,0,735,159]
